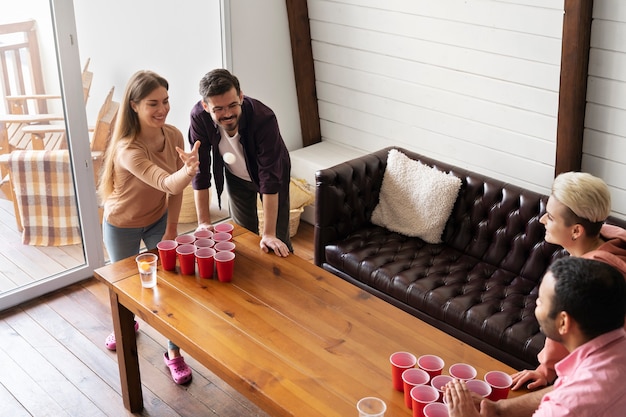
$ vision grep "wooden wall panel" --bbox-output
[286,0,321,147]
[309,0,563,191]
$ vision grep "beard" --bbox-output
[538,317,562,343]
[219,114,239,133]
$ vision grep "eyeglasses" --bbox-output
[209,102,241,116]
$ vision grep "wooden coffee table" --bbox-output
[94,225,521,416]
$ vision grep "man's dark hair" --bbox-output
[199,69,241,101]
[548,257,626,339]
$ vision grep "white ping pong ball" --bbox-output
[223,152,236,164]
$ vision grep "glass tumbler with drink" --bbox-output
[136,253,158,288]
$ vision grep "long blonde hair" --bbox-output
[97,70,169,200]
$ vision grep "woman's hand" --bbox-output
[176,141,200,177]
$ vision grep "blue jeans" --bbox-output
[102,212,168,262]
[102,212,179,351]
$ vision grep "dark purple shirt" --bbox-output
[188,96,290,208]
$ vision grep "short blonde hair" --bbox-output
[551,172,611,225]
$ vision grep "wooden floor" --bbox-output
[0,197,86,292]
[0,222,315,417]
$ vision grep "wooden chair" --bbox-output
[2,59,93,151]
[0,19,66,152]
[88,86,119,184]
[1,18,93,154]
[0,20,47,114]
[6,58,93,116]
[0,87,118,231]
[28,85,119,184]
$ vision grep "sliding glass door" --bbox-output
[0,0,223,311]
[0,0,97,310]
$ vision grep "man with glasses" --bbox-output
[189,69,292,256]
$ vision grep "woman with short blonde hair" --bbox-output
[550,171,611,238]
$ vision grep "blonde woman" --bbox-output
[490,172,626,417]
[99,70,200,384]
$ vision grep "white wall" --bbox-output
[308,0,565,194]
[75,0,303,151]
[72,0,223,145]
[226,0,303,151]
[303,0,626,218]
[582,0,626,218]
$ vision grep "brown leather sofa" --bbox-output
[314,146,626,370]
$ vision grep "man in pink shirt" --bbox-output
[444,257,626,417]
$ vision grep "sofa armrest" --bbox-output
[314,147,392,266]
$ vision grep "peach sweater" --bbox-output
[103,124,190,228]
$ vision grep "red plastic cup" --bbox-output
[214,222,234,234]
[484,370,512,401]
[430,375,453,402]
[411,384,439,417]
[214,250,235,282]
[423,402,449,417]
[466,379,492,398]
[175,234,195,245]
[213,232,232,243]
[448,363,477,381]
[195,247,216,279]
[390,351,417,391]
[156,239,178,271]
[214,241,236,252]
[194,238,215,249]
[418,355,445,381]
[194,229,213,240]
[403,368,430,409]
[176,244,196,275]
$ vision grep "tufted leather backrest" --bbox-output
[315,148,388,266]
[315,146,624,282]
[440,168,565,286]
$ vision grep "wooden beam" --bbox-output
[285,0,321,147]
[555,0,594,175]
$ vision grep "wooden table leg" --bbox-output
[109,290,143,412]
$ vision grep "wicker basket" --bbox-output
[287,207,305,237]
[254,178,312,237]
[258,206,304,237]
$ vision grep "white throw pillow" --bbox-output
[371,149,462,243]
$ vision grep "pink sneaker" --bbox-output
[104,320,139,351]
[163,352,193,384]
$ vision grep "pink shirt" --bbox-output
[534,328,626,417]
[536,224,626,382]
